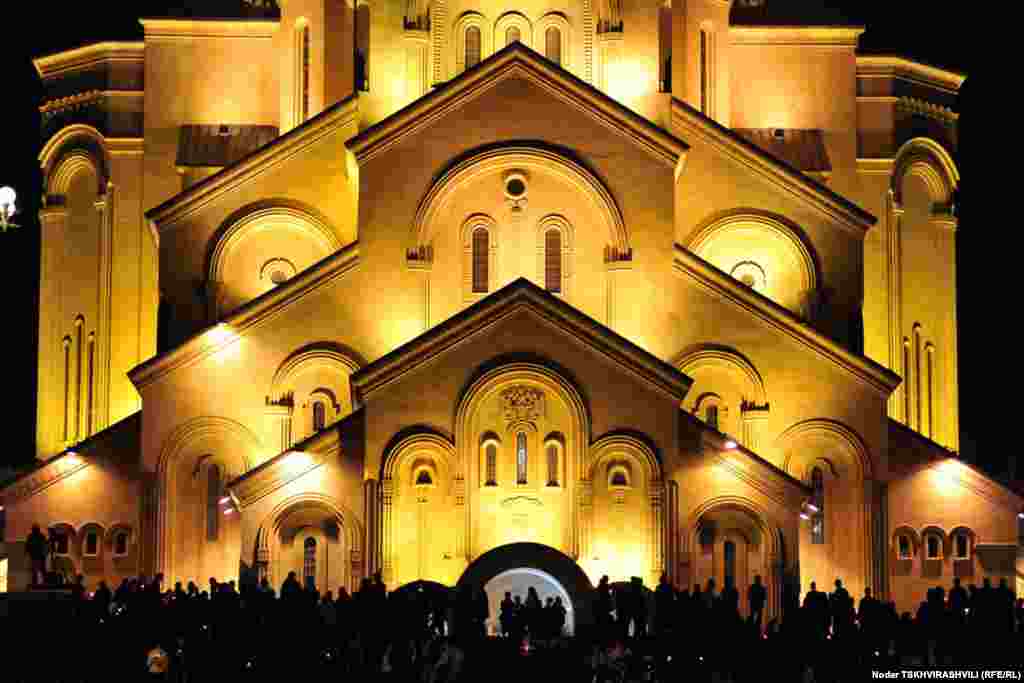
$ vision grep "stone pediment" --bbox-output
[346,42,689,171]
[350,278,693,405]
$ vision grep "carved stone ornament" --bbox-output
[500,385,544,424]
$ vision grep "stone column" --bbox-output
[404,29,430,101]
[264,400,293,454]
[650,481,665,586]
[740,402,769,453]
[363,478,377,578]
[454,476,466,562]
[380,478,394,584]
[865,479,888,600]
[577,480,593,569]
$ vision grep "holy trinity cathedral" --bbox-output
[1,0,1016,629]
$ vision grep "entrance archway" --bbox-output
[457,542,594,634]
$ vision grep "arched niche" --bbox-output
[206,200,343,318]
[456,361,590,561]
[254,492,364,593]
[675,344,768,447]
[156,417,265,586]
[267,342,364,447]
[891,137,958,210]
[687,210,820,318]
[495,11,533,50]
[775,419,873,600]
[379,430,459,587]
[40,124,111,199]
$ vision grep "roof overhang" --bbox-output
[730,26,865,46]
[673,245,901,398]
[139,18,279,40]
[670,97,876,236]
[33,42,145,80]
[856,55,966,95]
[351,278,694,406]
[346,42,689,177]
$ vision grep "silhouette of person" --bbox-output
[654,572,675,635]
[25,524,48,587]
[553,596,567,637]
[830,579,852,637]
[595,576,614,635]
[748,575,767,631]
[803,582,830,639]
[500,591,515,637]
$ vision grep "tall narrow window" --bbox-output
[356,4,371,91]
[114,532,128,556]
[516,432,528,485]
[84,531,98,557]
[301,24,311,122]
[465,26,482,69]
[53,532,69,556]
[312,400,326,432]
[546,443,558,486]
[914,326,922,431]
[810,467,825,544]
[63,338,70,442]
[485,443,497,486]
[897,535,911,559]
[207,465,221,542]
[926,345,934,440]
[303,537,317,588]
[723,540,736,586]
[545,27,561,65]
[699,29,709,114]
[87,334,95,436]
[472,227,489,293]
[955,534,968,560]
[705,405,719,430]
[75,322,82,440]
[545,229,562,292]
[903,338,911,426]
[926,535,940,560]
[506,26,521,45]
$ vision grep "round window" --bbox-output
[506,177,526,197]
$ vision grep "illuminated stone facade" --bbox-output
[2,1,1018,620]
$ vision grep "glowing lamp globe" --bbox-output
[0,186,15,210]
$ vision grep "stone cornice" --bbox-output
[351,278,693,405]
[33,42,145,80]
[40,90,144,116]
[0,452,91,506]
[730,26,864,46]
[139,18,279,40]
[896,96,959,124]
[856,55,965,95]
[347,43,689,171]
[228,445,331,509]
[107,138,145,156]
[673,245,901,397]
[146,96,359,231]
[129,242,360,390]
[855,158,895,175]
[669,98,876,235]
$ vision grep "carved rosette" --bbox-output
[500,385,545,427]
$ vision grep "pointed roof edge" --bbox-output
[351,277,693,405]
[33,42,145,79]
[856,54,966,93]
[145,94,359,231]
[129,242,360,390]
[673,245,901,398]
[669,98,876,235]
[346,42,689,170]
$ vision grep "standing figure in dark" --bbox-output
[748,574,767,632]
[595,575,614,637]
[654,572,675,636]
[25,523,48,587]
[500,591,515,637]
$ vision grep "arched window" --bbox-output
[485,443,497,486]
[303,536,317,588]
[356,4,371,91]
[75,320,83,440]
[114,532,129,557]
[312,400,326,432]
[897,534,912,560]
[86,333,95,436]
[546,443,559,486]
[545,27,561,65]
[611,470,628,487]
[295,22,311,123]
[810,467,825,545]
[465,26,482,68]
[84,531,98,557]
[416,469,433,486]
[724,539,736,586]
[207,465,221,542]
[472,227,489,293]
[699,29,710,115]
[705,405,719,430]
[63,337,71,442]
[506,26,521,45]
[926,535,941,560]
[53,532,70,556]
[516,432,528,485]
[954,534,968,560]
[545,229,562,293]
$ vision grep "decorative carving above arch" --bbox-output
[410,145,629,269]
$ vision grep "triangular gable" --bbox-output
[346,42,689,172]
[351,277,693,405]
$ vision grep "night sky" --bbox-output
[0,3,993,475]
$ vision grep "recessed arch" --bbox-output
[39,124,110,197]
[586,432,662,486]
[674,344,768,407]
[687,209,820,315]
[411,145,629,267]
[453,11,491,75]
[536,214,575,298]
[495,11,532,49]
[892,137,959,207]
[381,430,457,487]
[269,341,364,403]
[775,418,874,481]
[534,13,572,69]
[891,524,921,556]
[682,495,785,567]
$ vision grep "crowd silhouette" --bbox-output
[10,568,1024,682]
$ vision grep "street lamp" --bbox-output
[0,186,17,231]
